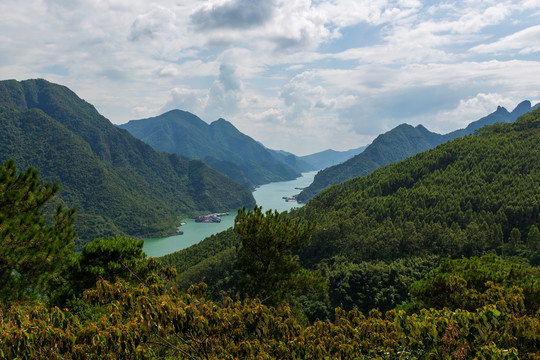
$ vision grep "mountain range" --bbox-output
[299,146,367,170]
[118,111,315,188]
[161,107,540,316]
[0,79,255,247]
[296,100,540,202]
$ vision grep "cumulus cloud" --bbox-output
[129,6,176,41]
[433,93,517,132]
[191,0,275,30]
[162,87,208,116]
[204,63,245,119]
[3,0,540,154]
[279,71,337,124]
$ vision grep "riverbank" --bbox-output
[143,171,317,257]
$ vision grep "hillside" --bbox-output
[160,108,540,315]
[298,108,540,265]
[297,101,539,202]
[299,146,367,170]
[3,111,540,358]
[0,79,255,246]
[118,110,309,188]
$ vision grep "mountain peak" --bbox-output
[510,100,532,118]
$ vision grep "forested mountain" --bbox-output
[299,146,367,170]
[297,100,539,202]
[0,79,255,246]
[119,110,312,188]
[161,108,540,317]
[3,102,540,359]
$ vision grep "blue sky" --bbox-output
[1,0,539,155]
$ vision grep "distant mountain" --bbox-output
[119,111,306,188]
[0,79,255,247]
[263,148,316,173]
[299,146,367,170]
[297,100,540,202]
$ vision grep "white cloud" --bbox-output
[162,87,208,116]
[128,6,176,41]
[471,25,540,54]
[1,0,540,154]
[433,93,517,132]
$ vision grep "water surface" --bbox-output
[143,171,317,257]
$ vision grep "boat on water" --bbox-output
[193,214,222,223]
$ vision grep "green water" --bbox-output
[143,171,317,257]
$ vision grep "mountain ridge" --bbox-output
[119,110,309,188]
[297,100,540,202]
[0,79,255,246]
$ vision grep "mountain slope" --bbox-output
[160,109,540,313]
[297,108,540,265]
[297,124,446,201]
[297,101,539,202]
[119,111,304,188]
[299,146,367,170]
[0,79,255,246]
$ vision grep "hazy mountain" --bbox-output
[297,101,540,202]
[0,79,255,247]
[119,110,304,188]
[264,148,317,173]
[299,146,367,171]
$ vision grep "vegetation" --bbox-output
[297,100,538,202]
[161,109,540,320]
[119,110,312,188]
[1,100,540,358]
[0,159,75,303]
[0,79,255,247]
[2,262,539,359]
[297,109,540,267]
[233,206,325,307]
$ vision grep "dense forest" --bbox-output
[119,110,313,188]
[297,100,539,202]
[0,79,255,247]
[1,109,539,358]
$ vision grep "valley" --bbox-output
[143,171,317,257]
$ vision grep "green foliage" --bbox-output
[325,255,439,315]
[2,274,539,359]
[298,123,449,201]
[119,110,304,188]
[51,236,159,308]
[234,206,325,306]
[297,109,540,266]
[410,255,540,316]
[0,159,75,303]
[0,79,255,246]
[298,101,535,202]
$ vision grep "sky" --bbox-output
[1,1,540,156]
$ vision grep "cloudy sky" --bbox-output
[1,0,540,155]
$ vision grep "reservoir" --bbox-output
[143,171,317,257]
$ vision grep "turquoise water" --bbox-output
[143,171,317,257]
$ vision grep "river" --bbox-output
[143,171,317,257]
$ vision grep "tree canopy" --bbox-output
[233,206,325,307]
[0,159,75,303]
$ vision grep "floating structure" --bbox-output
[192,212,229,223]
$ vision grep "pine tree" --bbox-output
[233,206,324,306]
[0,159,76,303]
